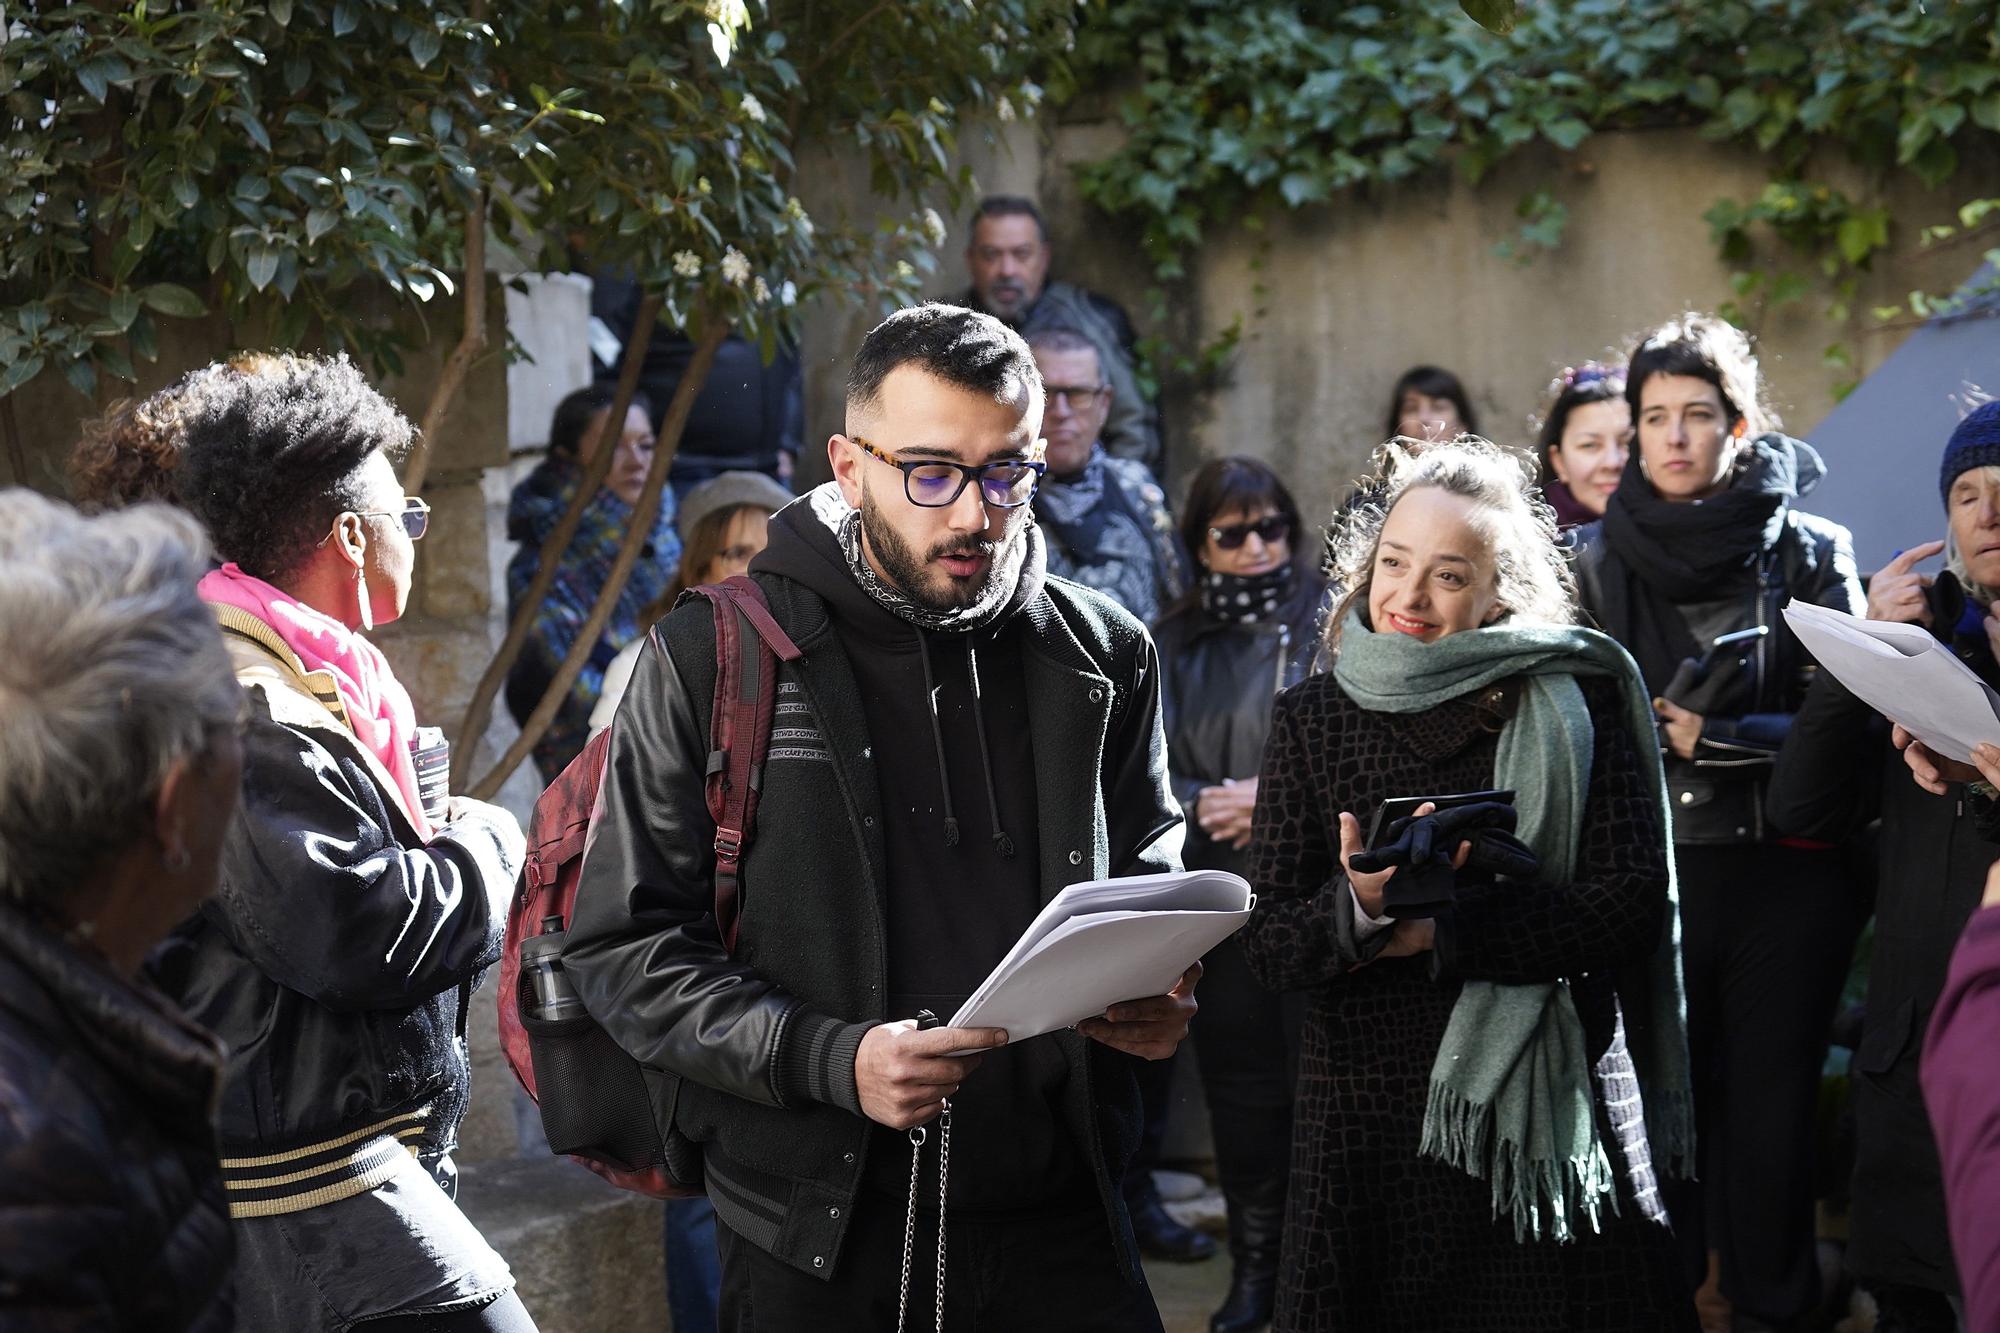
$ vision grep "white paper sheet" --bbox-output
[945,869,1254,1043]
[1782,598,2000,763]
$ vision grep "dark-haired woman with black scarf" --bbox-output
[1154,457,1324,1333]
[1570,313,1863,1331]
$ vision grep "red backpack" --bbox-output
[496,576,802,1197]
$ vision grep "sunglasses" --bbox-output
[353,496,431,541]
[1207,515,1291,550]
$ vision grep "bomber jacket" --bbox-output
[1570,502,1859,845]
[151,608,522,1217]
[0,902,234,1332]
[563,509,1185,1282]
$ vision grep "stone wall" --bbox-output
[797,117,1980,534]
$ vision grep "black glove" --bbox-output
[1348,802,1535,919]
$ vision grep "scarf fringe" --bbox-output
[1642,1086,1699,1182]
[1419,1079,1617,1245]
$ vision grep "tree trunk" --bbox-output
[466,308,730,798]
[1,394,29,487]
[401,191,488,496]
[450,289,665,787]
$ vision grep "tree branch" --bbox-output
[467,307,731,798]
[402,190,488,495]
[450,289,665,788]
[1,394,28,487]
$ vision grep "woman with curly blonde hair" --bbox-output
[1241,438,1695,1331]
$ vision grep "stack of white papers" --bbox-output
[947,869,1255,1043]
[1782,599,2000,763]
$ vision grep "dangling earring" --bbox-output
[355,564,375,632]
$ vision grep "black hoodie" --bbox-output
[753,491,1089,1210]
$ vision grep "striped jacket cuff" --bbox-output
[772,1009,871,1116]
[219,1104,431,1217]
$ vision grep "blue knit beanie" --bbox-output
[1941,400,2000,505]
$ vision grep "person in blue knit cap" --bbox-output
[1768,396,2000,1333]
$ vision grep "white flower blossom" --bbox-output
[921,207,947,246]
[779,280,798,307]
[696,175,713,194]
[785,196,813,238]
[672,250,702,278]
[894,259,916,281]
[994,95,1016,123]
[752,276,772,304]
[1019,81,1044,108]
[739,93,767,125]
[706,22,732,65]
[707,0,749,29]
[720,247,751,286]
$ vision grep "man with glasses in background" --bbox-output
[1027,327,1187,628]
[566,303,1197,1330]
[960,195,1162,472]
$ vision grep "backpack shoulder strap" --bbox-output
[684,575,803,952]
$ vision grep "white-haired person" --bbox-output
[0,491,245,1331]
[1239,438,1696,1331]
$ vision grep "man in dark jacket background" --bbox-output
[1768,402,2000,1332]
[565,303,1195,1329]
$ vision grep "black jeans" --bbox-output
[717,1189,1164,1332]
[1664,842,1863,1326]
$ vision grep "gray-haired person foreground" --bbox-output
[0,489,245,1331]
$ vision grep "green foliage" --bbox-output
[1068,0,2000,336]
[0,0,1069,398]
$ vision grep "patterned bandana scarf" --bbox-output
[811,483,1039,634]
[1200,564,1295,624]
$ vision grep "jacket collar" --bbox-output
[0,900,224,1137]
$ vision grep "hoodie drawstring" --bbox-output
[916,634,961,848]
[914,631,1015,858]
[963,640,1016,860]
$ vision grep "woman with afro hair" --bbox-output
[152,352,539,1332]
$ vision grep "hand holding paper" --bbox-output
[1782,598,2000,765]
[1076,961,1202,1061]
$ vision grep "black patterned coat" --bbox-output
[1240,671,1696,1333]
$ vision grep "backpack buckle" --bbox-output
[714,827,744,863]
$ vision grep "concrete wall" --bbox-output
[798,115,1980,536]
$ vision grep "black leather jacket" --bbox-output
[1154,573,1325,877]
[150,616,521,1211]
[1571,506,1860,844]
[0,902,233,1332]
[563,548,1184,1282]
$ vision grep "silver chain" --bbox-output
[894,1099,952,1333]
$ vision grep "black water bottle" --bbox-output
[518,915,587,1024]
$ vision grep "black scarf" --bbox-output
[1596,435,1805,686]
[1199,564,1295,624]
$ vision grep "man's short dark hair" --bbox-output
[551,383,657,458]
[846,304,1043,418]
[177,352,414,582]
[969,195,1047,243]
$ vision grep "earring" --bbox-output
[355,564,375,632]
[163,847,191,874]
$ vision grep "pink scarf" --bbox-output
[200,563,434,839]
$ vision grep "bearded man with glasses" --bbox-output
[566,303,1197,1330]
[1025,326,1188,628]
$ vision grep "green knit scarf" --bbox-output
[1333,607,1695,1242]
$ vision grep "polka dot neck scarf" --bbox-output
[1200,564,1294,624]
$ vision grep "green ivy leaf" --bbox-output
[64,357,97,398]
[1542,117,1590,151]
[141,283,207,319]
[1459,0,1517,35]
[409,26,443,69]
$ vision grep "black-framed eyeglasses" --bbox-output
[1207,515,1290,550]
[356,496,431,541]
[850,435,1046,509]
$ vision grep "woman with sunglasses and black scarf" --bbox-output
[154,354,536,1332]
[1153,457,1325,1333]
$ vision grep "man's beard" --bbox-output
[859,483,1023,615]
